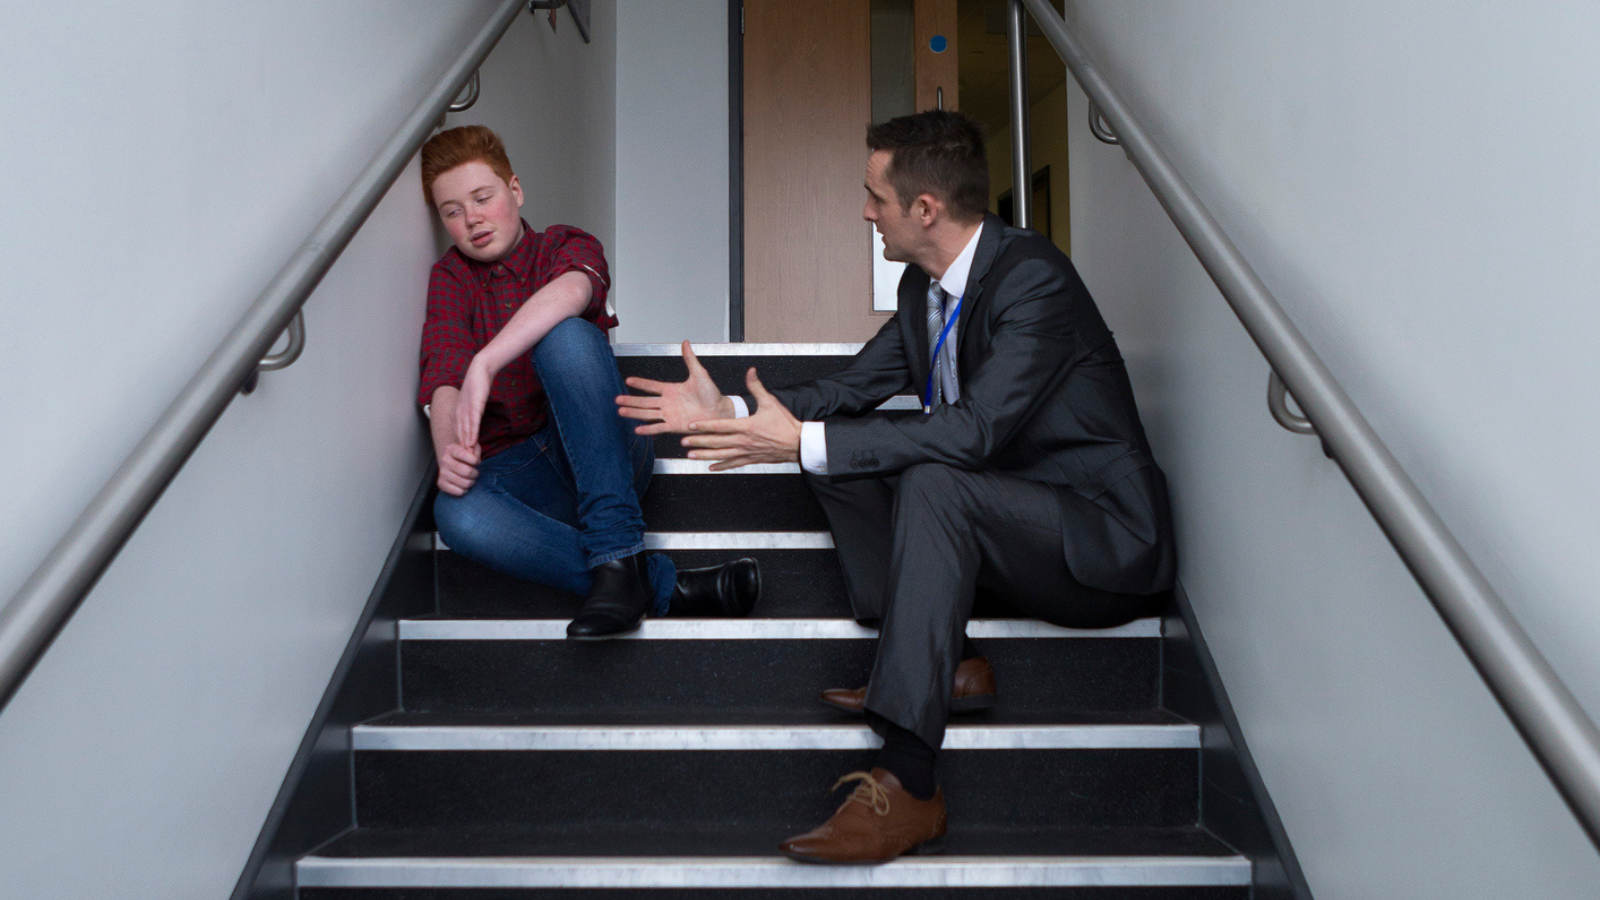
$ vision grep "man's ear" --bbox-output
[915,192,943,227]
[508,174,525,210]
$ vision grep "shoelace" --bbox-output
[829,770,891,816]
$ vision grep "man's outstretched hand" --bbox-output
[617,341,736,434]
[679,367,802,471]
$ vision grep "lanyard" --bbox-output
[922,295,962,413]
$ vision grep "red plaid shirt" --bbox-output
[418,221,617,459]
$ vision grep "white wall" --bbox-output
[445,1,618,264]
[1062,1,1600,896]
[0,3,503,898]
[613,0,731,342]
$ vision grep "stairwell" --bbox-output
[290,344,1254,898]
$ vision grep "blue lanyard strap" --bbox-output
[922,295,962,413]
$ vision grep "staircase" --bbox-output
[293,344,1253,898]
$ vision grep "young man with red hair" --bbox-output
[418,125,757,636]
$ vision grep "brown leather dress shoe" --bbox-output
[778,768,947,864]
[820,656,997,714]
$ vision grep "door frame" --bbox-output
[727,0,745,341]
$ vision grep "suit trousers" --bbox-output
[807,463,1156,750]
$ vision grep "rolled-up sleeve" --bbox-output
[543,225,617,330]
[418,264,474,408]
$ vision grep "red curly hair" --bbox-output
[420,125,516,207]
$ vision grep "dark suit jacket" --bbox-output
[770,214,1176,596]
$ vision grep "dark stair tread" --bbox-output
[364,708,1192,729]
[433,550,1154,621]
[435,549,854,619]
[309,824,1239,859]
[617,354,857,395]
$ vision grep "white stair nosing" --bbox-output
[350,723,1199,752]
[399,617,1161,641]
[296,854,1251,889]
[646,531,834,550]
[615,342,864,356]
[654,459,802,475]
[436,532,834,552]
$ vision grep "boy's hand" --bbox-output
[617,341,735,434]
[437,442,481,496]
[455,356,494,449]
[679,368,801,470]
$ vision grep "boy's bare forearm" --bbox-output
[429,386,462,454]
[472,270,593,376]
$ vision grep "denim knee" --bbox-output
[433,488,488,558]
[533,317,610,370]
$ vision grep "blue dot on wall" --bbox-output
[930,35,948,53]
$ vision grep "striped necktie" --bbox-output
[926,282,960,407]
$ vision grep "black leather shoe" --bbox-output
[567,551,653,639]
[669,558,760,617]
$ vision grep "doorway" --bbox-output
[731,0,1064,342]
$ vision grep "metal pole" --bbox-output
[1019,0,1600,852]
[1006,0,1033,229]
[0,0,528,716]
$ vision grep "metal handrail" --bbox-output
[1005,0,1034,229]
[1017,0,1600,850]
[0,0,528,715]
[449,71,481,113]
[1088,98,1119,145]
[1266,371,1315,436]
[238,310,307,395]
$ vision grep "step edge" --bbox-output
[436,532,837,551]
[295,853,1251,888]
[399,618,1161,641]
[349,722,1201,752]
[615,342,863,356]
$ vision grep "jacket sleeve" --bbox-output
[820,255,1083,479]
[768,312,915,421]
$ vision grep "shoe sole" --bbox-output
[779,838,945,865]
[565,623,644,641]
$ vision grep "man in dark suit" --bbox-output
[617,110,1175,864]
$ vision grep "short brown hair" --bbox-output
[866,110,988,223]
[420,125,516,207]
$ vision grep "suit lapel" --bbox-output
[901,264,935,383]
[955,214,1007,374]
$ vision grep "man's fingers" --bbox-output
[682,340,709,377]
[682,431,745,450]
[617,405,665,422]
[624,376,672,395]
[615,393,663,410]
[684,445,746,460]
[632,421,676,436]
[685,416,743,434]
[745,367,773,401]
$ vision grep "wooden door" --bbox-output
[743,0,875,342]
[742,0,957,343]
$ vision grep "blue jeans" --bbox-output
[434,318,676,616]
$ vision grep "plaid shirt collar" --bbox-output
[462,218,540,282]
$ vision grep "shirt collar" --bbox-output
[936,221,984,300]
[466,218,539,282]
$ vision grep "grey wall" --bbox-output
[1062,1,1600,896]
[612,0,731,342]
[445,1,618,267]
[0,3,503,898]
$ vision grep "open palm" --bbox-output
[616,341,733,435]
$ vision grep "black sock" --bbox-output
[961,635,981,661]
[868,714,938,801]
